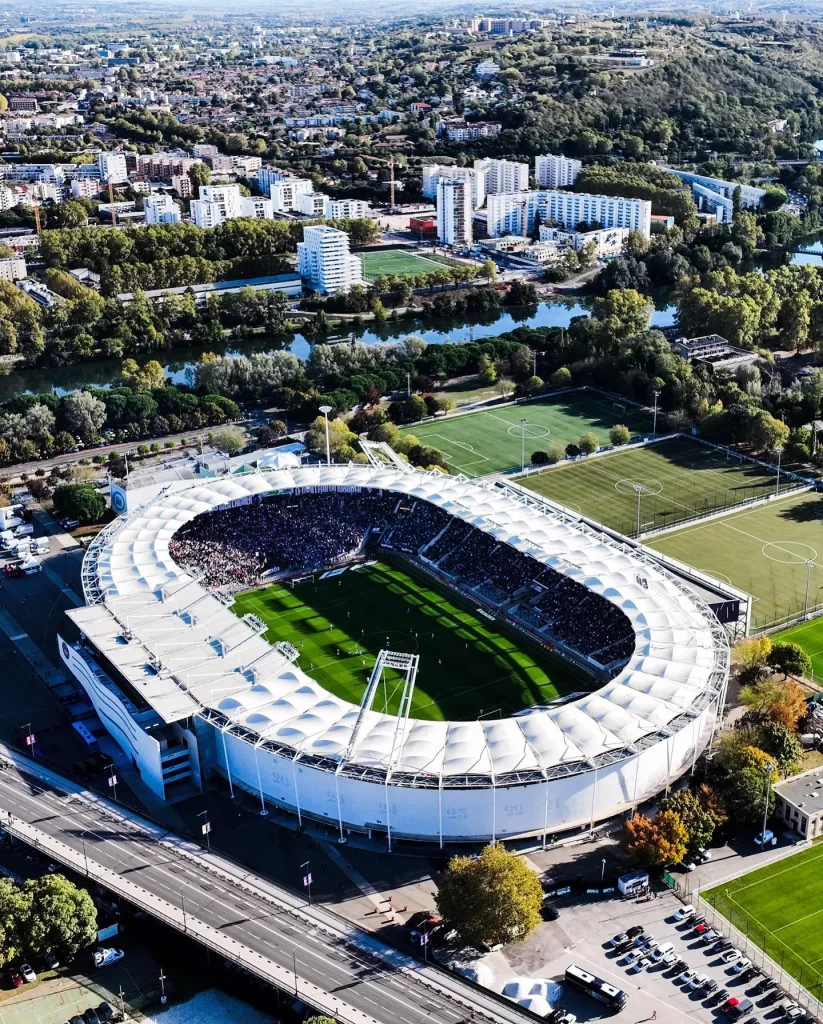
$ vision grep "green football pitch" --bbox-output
[359,249,443,280]
[647,489,823,631]
[704,842,823,999]
[775,616,823,678]
[522,437,793,537]
[231,559,585,721]
[400,392,652,477]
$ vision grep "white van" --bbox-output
[13,524,33,539]
[30,537,49,556]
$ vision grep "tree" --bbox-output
[19,875,97,959]
[721,745,779,824]
[758,720,802,776]
[62,391,106,442]
[482,260,497,284]
[578,432,598,455]
[550,367,572,388]
[52,483,105,524]
[478,356,496,386]
[189,161,211,199]
[121,358,166,392]
[609,424,631,446]
[0,877,27,966]
[767,641,812,680]
[739,677,807,731]
[660,790,716,854]
[435,844,543,948]
[213,426,246,456]
[733,636,772,675]
[624,810,688,868]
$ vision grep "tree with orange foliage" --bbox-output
[624,810,688,868]
[739,678,807,732]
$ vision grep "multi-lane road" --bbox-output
[0,745,532,1024]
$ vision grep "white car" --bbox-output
[689,973,708,991]
[722,949,742,965]
[784,1005,804,1021]
[630,957,652,974]
[679,968,697,984]
[93,948,125,968]
[673,906,696,922]
[623,948,643,965]
[730,958,752,974]
[661,951,679,967]
[651,943,674,962]
[19,963,36,983]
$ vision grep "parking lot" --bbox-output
[500,886,807,1024]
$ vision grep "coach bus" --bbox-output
[564,964,627,1012]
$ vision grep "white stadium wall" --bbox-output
[68,464,730,846]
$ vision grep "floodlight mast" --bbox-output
[319,405,333,466]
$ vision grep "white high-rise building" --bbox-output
[324,197,371,219]
[190,184,245,228]
[296,191,328,217]
[98,152,129,185]
[534,154,582,189]
[422,164,485,209]
[144,194,181,225]
[270,177,314,213]
[475,158,529,195]
[241,195,274,220]
[297,225,364,294]
[436,177,473,246]
[485,192,538,237]
[537,190,651,237]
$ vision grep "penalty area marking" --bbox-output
[761,541,818,565]
[614,478,664,497]
[506,422,551,441]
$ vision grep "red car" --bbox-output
[8,968,22,987]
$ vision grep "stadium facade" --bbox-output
[60,465,729,845]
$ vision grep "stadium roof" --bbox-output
[69,465,729,784]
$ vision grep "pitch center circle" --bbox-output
[614,478,664,496]
[507,423,551,440]
[761,542,818,565]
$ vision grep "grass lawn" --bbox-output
[522,437,792,537]
[231,559,584,721]
[704,842,823,1000]
[775,616,823,679]
[399,391,652,477]
[647,489,823,631]
[359,249,444,280]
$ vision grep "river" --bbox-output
[0,294,677,402]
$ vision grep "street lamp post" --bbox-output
[653,389,661,436]
[319,405,333,467]
[805,559,815,620]
[107,764,118,803]
[520,418,527,473]
[301,860,312,905]
[760,759,776,847]
[159,969,167,1005]
[601,857,606,883]
[181,892,187,933]
[81,835,89,877]
[634,484,643,538]
[292,949,299,996]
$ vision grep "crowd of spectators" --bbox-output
[169,487,636,669]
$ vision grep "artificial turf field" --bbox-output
[358,249,444,280]
[399,391,652,476]
[647,489,823,631]
[521,436,793,537]
[704,842,823,998]
[231,559,584,721]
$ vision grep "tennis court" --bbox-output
[359,249,444,280]
[399,391,651,477]
[521,436,794,537]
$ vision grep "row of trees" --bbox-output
[0,874,97,967]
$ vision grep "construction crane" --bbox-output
[32,199,41,234]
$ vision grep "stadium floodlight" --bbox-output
[805,558,815,620]
[634,483,643,538]
[319,405,333,466]
[773,444,783,497]
[653,389,661,436]
[520,418,527,473]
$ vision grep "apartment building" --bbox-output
[71,178,103,200]
[0,257,27,282]
[144,194,181,226]
[297,191,328,217]
[475,158,529,195]
[98,152,129,185]
[297,225,364,294]
[422,164,485,209]
[483,190,651,238]
[670,169,766,224]
[242,195,275,220]
[170,174,192,199]
[192,143,220,161]
[436,177,473,246]
[137,154,199,180]
[324,197,371,219]
[211,154,263,176]
[257,167,289,195]
[539,224,630,258]
[534,154,582,189]
[439,120,501,143]
[270,177,314,213]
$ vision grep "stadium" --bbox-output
[59,463,730,845]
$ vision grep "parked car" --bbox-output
[670,958,688,972]
[651,943,674,962]
[8,968,22,987]
[20,964,36,983]
[700,929,719,945]
[714,938,734,953]
[741,966,761,982]
[610,932,628,948]
[92,948,124,968]
[623,949,643,965]
[630,957,652,974]
[673,905,696,922]
[83,1009,100,1024]
[626,924,645,939]
[44,952,59,970]
[731,958,752,974]
[661,951,679,968]
[679,968,697,984]
[690,973,709,990]
[704,978,719,994]
[782,1004,804,1021]
[632,931,652,947]
[712,988,729,1005]
[755,978,778,994]
[640,939,659,955]
[96,1004,114,1022]
[722,949,743,965]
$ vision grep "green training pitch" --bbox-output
[521,437,793,538]
[774,615,823,678]
[647,489,823,631]
[704,842,823,999]
[400,391,652,477]
[231,559,585,721]
[359,249,443,280]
